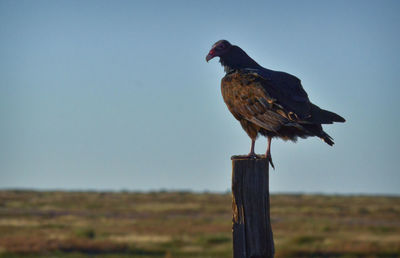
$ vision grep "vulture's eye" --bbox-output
[218,45,225,49]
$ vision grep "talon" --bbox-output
[266,136,275,169]
[266,153,275,169]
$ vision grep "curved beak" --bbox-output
[206,50,216,62]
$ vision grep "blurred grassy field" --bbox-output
[0,190,399,258]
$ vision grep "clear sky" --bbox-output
[1,1,399,194]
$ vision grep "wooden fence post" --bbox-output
[231,155,274,258]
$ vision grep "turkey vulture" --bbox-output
[206,40,345,168]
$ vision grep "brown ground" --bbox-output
[0,191,399,257]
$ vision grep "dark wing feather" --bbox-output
[244,68,345,124]
[251,68,312,119]
[221,70,345,138]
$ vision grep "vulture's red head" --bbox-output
[206,40,232,62]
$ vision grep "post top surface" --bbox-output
[231,154,267,161]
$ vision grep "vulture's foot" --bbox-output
[246,152,258,159]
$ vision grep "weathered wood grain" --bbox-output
[231,156,274,258]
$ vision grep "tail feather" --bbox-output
[302,123,335,146]
[321,131,334,146]
[309,103,345,124]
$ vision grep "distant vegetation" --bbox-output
[0,191,399,257]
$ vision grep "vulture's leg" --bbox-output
[266,136,275,169]
[247,139,256,158]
